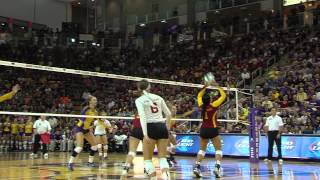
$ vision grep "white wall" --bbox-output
[0,0,72,29]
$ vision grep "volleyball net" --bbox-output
[0,59,254,132]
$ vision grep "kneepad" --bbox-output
[144,160,156,175]
[197,150,206,157]
[103,145,108,150]
[74,146,83,153]
[215,150,223,157]
[128,151,136,157]
[159,158,169,170]
[91,145,98,151]
[97,144,102,149]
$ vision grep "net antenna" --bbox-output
[0,59,245,123]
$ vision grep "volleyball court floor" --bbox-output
[0,152,319,179]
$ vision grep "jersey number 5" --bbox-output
[150,103,159,113]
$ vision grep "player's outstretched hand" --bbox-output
[12,84,20,94]
[211,81,219,87]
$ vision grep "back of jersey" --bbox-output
[136,93,167,122]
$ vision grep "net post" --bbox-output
[249,107,259,163]
[235,89,239,122]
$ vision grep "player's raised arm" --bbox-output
[0,84,20,103]
[211,83,226,108]
[197,85,208,107]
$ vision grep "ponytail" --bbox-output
[201,93,211,120]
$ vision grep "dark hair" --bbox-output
[201,93,211,119]
[137,80,150,91]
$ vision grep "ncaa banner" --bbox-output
[175,134,320,159]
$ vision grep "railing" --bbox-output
[236,55,277,88]
[125,0,263,26]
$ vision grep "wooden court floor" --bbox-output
[0,152,319,180]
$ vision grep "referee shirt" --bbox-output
[33,119,52,134]
[265,115,283,131]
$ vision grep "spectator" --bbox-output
[241,69,251,88]
[296,88,308,102]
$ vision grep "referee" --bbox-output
[30,115,52,159]
[264,108,283,164]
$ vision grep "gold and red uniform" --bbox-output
[197,86,226,138]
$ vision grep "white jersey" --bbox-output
[135,92,171,136]
[94,119,111,135]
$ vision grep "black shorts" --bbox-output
[130,127,143,140]
[200,128,219,139]
[25,133,32,137]
[147,123,169,140]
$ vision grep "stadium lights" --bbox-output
[97,44,100,47]
[161,19,167,23]
[71,38,76,43]
[92,42,96,46]
[79,41,84,44]
[1,23,5,26]
[139,23,146,27]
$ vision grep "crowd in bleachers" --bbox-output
[0,23,320,152]
[253,29,320,134]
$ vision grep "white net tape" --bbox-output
[0,60,237,91]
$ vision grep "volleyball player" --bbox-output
[11,119,19,150]
[135,80,172,179]
[18,119,25,150]
[167,105,177,167]
[67,95,99,171]
[24,117,34,150]
[122,112,144,176]
[3,117,10,150]
[0,120,3,150]
[93,112,112,160]
[167,106,195,167]
[193,82,226,178]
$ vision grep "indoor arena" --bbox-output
[0,0,320,179]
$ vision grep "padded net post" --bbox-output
[249,108,259,163]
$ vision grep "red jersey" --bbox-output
[132,115,141,128]
[197,86,226,129]
[201,105,219,128]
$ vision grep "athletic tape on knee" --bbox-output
[103,145,108,150]
[91,145,98,151]
[74,146,83,153]
[198,150,206,157]
[97,144,102,149]
[144,160,155,175]
[215,150,223,157]
[128,151,136,157]
[159,158,169,170]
